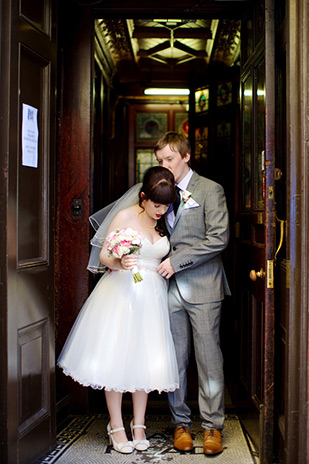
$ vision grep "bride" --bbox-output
[58,166,179,454]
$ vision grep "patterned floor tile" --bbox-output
[39,414,257,464]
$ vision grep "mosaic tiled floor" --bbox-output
[39,414,257,464]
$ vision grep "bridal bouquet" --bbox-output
[105,227,143,282]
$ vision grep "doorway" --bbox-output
[55,1,277,462]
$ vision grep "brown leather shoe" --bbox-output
[174,425,193,451]
[203,429,223,455]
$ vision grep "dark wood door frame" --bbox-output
[55,0,93,412]
[285,1,309,462]
[261,0,276,462]
[0,1,11,458]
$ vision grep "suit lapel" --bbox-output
[187,171,200,193]
[173,198,185,228]
[172,171,200,230]
[165,215,173,235]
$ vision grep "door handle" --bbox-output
[274,215,285,263]
[249,268,265,281]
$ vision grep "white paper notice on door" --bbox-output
[22,103,39,168]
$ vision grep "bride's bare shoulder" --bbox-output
[111,204,139,225]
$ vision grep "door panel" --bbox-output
[18,47,50,266]
[237,0,275,462]
[239,245,264,406]
[20,0,51,34]
[0,0,57,463]
[239,52,266,433]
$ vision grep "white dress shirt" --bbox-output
[167,169,193,228]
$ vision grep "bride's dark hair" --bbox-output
[138,166,176,236]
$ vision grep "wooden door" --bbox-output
[0,1,57,463]
[236,1,275,462]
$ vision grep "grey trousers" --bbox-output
[167,279,225,430]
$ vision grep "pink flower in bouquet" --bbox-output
[105,228,143,282]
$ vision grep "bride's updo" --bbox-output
[139,166,176,205]
[138,166,176,236]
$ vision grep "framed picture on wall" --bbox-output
[217,81,233,107]
[175,113,189,137]
[195,86,209,113]
[136,148,158,183]
[136,113,168,142]
[195,126,208,159]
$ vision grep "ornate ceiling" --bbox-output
[93,2,245,93]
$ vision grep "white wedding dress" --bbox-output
[58,234,179,393]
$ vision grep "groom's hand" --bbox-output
[157,258,175,279]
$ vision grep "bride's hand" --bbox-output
[157,258,175,279]
[121,255,137,270]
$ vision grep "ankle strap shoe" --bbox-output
[107,422,134,454]
[130,420,150,451]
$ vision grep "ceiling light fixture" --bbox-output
[153,19,182,23]
[144,88,190,96]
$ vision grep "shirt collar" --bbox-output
[177,169,193,192]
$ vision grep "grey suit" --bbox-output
[167,171,231,430]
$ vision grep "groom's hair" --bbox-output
[154,131,191,159]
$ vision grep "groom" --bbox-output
[155,132,231,455]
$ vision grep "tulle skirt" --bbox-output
[58,264,179,393]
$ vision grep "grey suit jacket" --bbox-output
[167,171,231,304]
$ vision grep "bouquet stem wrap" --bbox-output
[131,266,143,283]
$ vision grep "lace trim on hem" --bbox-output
[59,365,179,394]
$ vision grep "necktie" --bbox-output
[173,186,181,215]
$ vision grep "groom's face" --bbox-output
[155,145,190,184]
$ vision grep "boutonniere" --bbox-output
[182,190,200,210]
[181,190,192,206]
